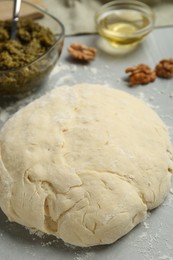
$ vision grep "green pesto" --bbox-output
[0,20,57,96]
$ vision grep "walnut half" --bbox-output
[68,43,97,62]
[155,59,173,78]
[125,64,156,86]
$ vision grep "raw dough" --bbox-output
[0,84,172,247]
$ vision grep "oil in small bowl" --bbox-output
[96,0,155,47]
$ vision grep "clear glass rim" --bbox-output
[95,0,155,38]
[0,0,65,73]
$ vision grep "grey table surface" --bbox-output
[0,28,173,260]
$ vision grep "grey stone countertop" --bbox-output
[0,27,173,260]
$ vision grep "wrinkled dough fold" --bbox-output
[0,84,172,247]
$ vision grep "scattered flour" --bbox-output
[143,222,150,229]
[90,67,98,75]
[26,227,45,238]
[149,96,155,101]
[116,78,122,83]
[138,232,148,239]
[84,66,89,71]
[41,239,58,247]
[104,64,109,69]
[159,255,173,260]
[148,103,160,110]
[137,92,147,102]
[50,63,71,76]
[56,74,75,85]
[71,65,77,72]
[50,64,77,77]
[74,252,95,260]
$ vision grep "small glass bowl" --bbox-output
[95,0,155,48]
[0,0,65,97]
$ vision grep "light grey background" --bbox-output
[0,27,173,259]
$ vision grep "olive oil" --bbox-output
[97,9,152,47]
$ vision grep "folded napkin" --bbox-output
[41,0,173,35]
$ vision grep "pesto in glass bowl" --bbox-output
[0,0,65,97]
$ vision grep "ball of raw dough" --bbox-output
[0,84,172,247]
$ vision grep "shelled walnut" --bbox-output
[125,64,156,86]
[68,43,96,61]
[155,59,173,78]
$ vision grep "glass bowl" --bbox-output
[0,0,65,97]
[95,0,155,48]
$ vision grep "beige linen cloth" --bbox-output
[42,0,173,35]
